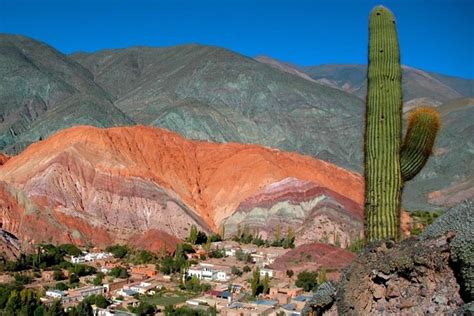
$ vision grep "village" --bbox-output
[0,225,350,315]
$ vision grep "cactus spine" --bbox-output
[364,6,440,242]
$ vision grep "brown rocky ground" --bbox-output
[271,243,356,276]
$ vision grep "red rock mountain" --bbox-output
[0,125,363,251]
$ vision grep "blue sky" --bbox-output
[1,0,473,78]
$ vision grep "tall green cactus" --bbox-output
[364,6,440,242]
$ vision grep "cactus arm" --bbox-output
[364,6,403,242]
[400,107,441,181]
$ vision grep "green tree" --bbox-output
[188,225,198,244]
[68,273,79,285]
[106,245,129,259]
[282,226,295,249]
[185,276,202,292]
[58,244,82,256]
[231,266,242,276]
[53,270,65,281]
[286,269,294,278]
[75,300,93,316]
[55,282,69,291]
[34,305,46,316]
[5,289,21,314]
[250,268,261,297]
[134,302,156,315]
[19,288,40,316]
[159,256,175,275]
[318,269,327,285]
[109,267,129,279]
[262,274,270,294]
[93,272,104,286]
[94,295,109,308]
[46,300,65,316]
[221,225,226,240]
[295,271,317,292]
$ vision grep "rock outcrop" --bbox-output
[335,237,465,315]
[0,125,363,251]
[303,199,473,315]
[421,198,474,301]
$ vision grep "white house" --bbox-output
[185,263,230,282]
[117,288,138,297]
[225,248,237,257]
[71,252,113,264]
[260,268,274,278]
[129,282,160,295]
[201,264,215,280]
[70,256,86,264]
[187,266,203,280]
[216,271,230,281]
[46,290,65,299]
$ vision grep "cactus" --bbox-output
[364,6,440,242]
[401,107,441,181]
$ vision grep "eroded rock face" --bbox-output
[335,237,466,315]
[0,125,363,251]
[223,178,363,246]
[0,229,20,260]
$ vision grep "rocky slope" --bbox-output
[403,98,474,209]
[254,56,317,83]
[71,44,365,171]
[0,34,134,154]
[0,228,20,261]
[0,125,363,251]
[301,64,473,103]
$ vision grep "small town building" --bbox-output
[130,264,157,279]
[46,289,65,299]
[260,268,274,278]
[103,278,129,295]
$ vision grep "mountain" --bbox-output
[300,64,473,103]
[254,55,317,82]
[0,125,363,251]
[71,45,365,170]
[1,35,471,214]
[0,34,134,154]
[255,57,474,210]
[418,98,474,208]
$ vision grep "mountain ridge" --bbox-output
[0,125,363,250]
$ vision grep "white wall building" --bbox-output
[186,263,229,282]
[260,268,274,278]
[46,290,65,299]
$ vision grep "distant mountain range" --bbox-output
[0,33,473,216]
